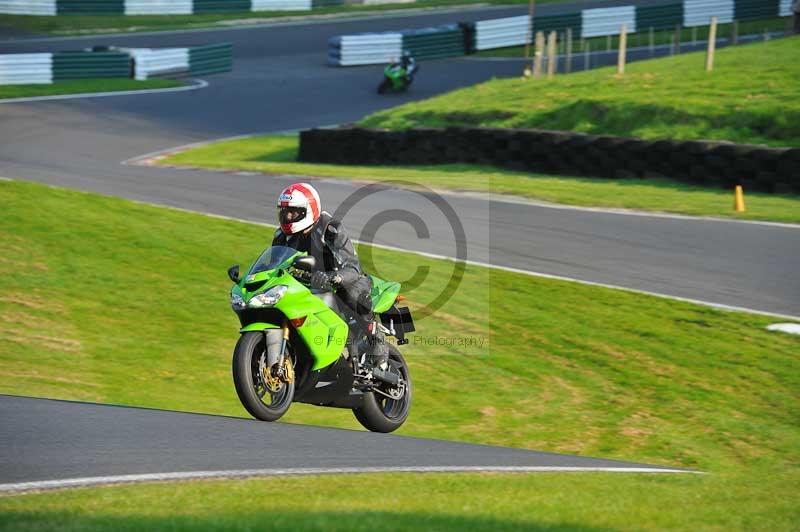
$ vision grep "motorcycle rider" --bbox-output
[271,182,389,370]
[388,51,417,84]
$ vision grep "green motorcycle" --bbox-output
[377,62,418,94]
[228,245,415,433]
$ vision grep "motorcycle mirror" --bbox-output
[228,265,240,283]
[293,256,316,271]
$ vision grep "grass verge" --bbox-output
[362,37,800,147]
[0,179,797,529]
[161,134,800,223]
[0,78,183,100]
[1,471,798,531]
[0,0,568,36]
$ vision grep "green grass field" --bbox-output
[363,37,800,147]
[0,178,798,529]
[0,78,183,100]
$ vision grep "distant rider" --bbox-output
[389,51,417,83]
[271,183,389,369]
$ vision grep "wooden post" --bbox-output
[523,0,536,59]
[731,20,738,45]
[606,34,612,52]
[617,24,627,75]
[764,27,770,41]
[547,31,557,79]
[649,27,654,55]
[674,24,681,54]
[584,40,590,71]
[565,27,573,74]
[706,17,717,72]
[691,26,697,46]
[533,31,544,78]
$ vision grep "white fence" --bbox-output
[475,15,529,51]
[0,53,52,84]
[779,0,793,17]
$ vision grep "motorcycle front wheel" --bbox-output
[353,345,412,433]
[232,331,295,422]
[377,78,390,94]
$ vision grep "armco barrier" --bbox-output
[0,43,231,85]
[1,0,326,14]
[328,33,403,66]
[52,51,131,80]
[0,53,52,84]
[298,127,800,193]
[403,24,464,60]
[123,47,189,80]
[189,42,233,75]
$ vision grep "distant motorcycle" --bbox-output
[377,61,418,94]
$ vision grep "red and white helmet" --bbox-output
[277,182,321,235]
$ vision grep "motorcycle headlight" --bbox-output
[248,285,288,308]
[230,293,246,311]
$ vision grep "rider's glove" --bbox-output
[310,271,342,290]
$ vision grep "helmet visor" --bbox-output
[279,206,307,225]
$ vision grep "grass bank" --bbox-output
[363,37,800,147]
[161,134,800,223]
[0,78,182,100]
[0,179,797,529]
[1,471,798,531]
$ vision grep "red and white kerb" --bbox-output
[277,182,321,235]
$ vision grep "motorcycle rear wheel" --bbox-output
[232,331,295,422]
[353,345,412,433]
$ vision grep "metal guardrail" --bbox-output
[582,6,637,37]
[251,0,311,11]
[328,33,403,66]
[189,42,233,75]
[0,43,232,85]
[123,48,189,80]
[0,0,55,15]
[0,53,52,84]
[125,0,192,15]
[475,16,528,51]
[52,51,130,80]
[329,0,791,66]
[0,0,321,14]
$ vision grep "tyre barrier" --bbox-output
[298,126,800,194]
[328,0,791,65]
[0,43,232,85]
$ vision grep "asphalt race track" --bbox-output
[0,395,689,492]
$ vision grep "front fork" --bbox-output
[265,321,290,377]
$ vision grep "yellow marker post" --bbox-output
[734,185,745,212]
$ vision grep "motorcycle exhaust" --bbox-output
[372,367,399,386]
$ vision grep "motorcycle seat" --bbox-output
[368,275,401,314]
